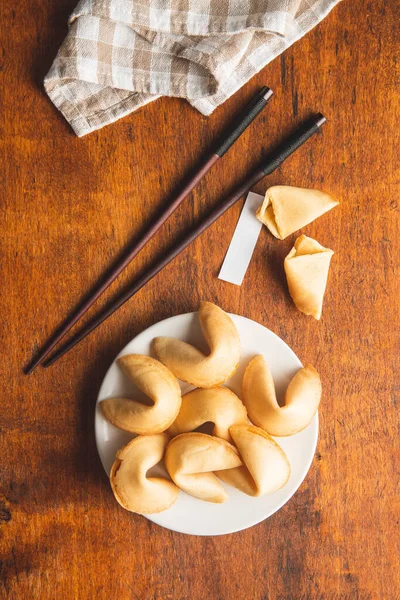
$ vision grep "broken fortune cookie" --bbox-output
[284,235,334,320]
[256,186,339,240]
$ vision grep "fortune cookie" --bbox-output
[153,301,241,388]
[169,386,248,442]
[165,433,242,503]
[242,356,321,436]
[217,424,291,496]
[284,234,334,319]
[110,434,179,514]
[256,186,339,240]
[101,354,181,434]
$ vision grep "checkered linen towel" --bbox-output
[44,0,340,137]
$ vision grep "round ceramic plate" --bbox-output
[95,311,318,536]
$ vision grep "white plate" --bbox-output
[95,312,318,536]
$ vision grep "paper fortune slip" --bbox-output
[218,192,264,286]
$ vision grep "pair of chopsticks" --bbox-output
[25,87,326,373]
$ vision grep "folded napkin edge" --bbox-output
[44,81,159,136]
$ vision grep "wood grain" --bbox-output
[1,1,399,599]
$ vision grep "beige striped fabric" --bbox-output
[44,0,340,136]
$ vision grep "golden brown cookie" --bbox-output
[101,354,181,434]
[153,301,241,388]
[110,434,179,514]
[165,432,242,503]
[242,355,321,436]
[256,186,339,240]
[169,386,248,441]
[217,424,291,496]
[284,235,334,320]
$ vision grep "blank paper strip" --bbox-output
[218,192,264,286]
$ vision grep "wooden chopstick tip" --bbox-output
[23,357,42,375]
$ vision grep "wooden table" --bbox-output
[1,0,399,598]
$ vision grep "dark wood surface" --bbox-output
[1,0,399,598]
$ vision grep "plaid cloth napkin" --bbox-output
[44,0,340,136]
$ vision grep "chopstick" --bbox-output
[41,114,326,368]
[25,86,273,374]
